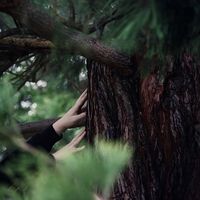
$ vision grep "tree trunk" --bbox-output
[86,53,200,200]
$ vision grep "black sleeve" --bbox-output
[0,125,61,187]
[26,125,62,152]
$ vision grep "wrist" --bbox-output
[52,118,67,135]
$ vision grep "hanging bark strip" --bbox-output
[86,53,200,200]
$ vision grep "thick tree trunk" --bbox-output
[86,54,200,199]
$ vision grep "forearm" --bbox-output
[52,118,67,135]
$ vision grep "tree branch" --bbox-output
[0,0,135,75]
[0,36,54,49]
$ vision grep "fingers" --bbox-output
[70,130,86,146]
[74,112,86,126]
[81,100,87,112]
[94,194,106,200]
[81,89,87,95]
[77,89,87,102]
[74,89,87,111]
[53,130,86,160]
[71,111,86,128]
[75,145,85,152]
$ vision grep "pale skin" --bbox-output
[52,89,87,159]
[53,89,87,135]
[53,130,86,160]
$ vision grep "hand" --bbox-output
[53,90,87,134]
[94,194,106,200]
[53,130,86,160]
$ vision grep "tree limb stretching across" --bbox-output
[0,36,54,50]
[0,0,135,75]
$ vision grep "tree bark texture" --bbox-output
[0,37,54,50]
[86,53,200,200]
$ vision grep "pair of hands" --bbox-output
[52,91,106,200]
[52,90,87,159]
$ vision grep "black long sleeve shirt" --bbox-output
[0,125,62,186]
[26,125,62,152]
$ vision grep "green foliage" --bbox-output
[29,142,131,200]
[0,78,20,147]
[0,140,131,200]
[105,0,200,56]
[0,83,132,200]
[15,79,76,122]
[1,0,198,80]
[0,13,15,29]
[29,0,200,72]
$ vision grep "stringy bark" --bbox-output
[86,53,200,200]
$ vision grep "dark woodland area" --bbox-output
[0,0,199,199]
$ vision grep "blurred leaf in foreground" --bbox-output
[30,141,132,200]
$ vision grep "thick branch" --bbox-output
[0,36,54,49]
[19,118,59,139]
[0,0,134,75]
[0,36,52,74]
[88,12,125,34]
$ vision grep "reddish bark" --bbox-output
[86,53,200,199]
